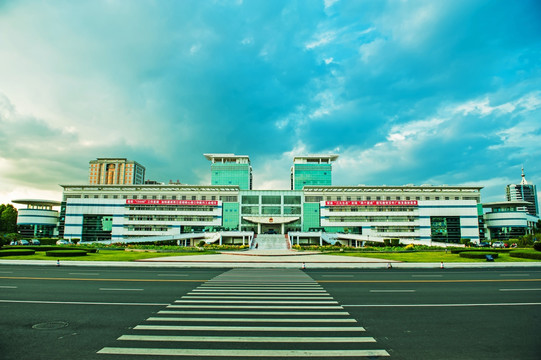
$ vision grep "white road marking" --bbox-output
[369,290,416,293]
[499,288,541,291]
[174,299,338,304]
[0,299,168,306]
[69,272,99,275]
[134,325,365,331]
[192,289,327,293]
[167,304,344,309]
[158,310,350,315]
[411,274,443,277]
[118,335,375,343]
[181,295,333,299]
[344,302,541,307]
[99,288,144,291]
[321,275,355,277]
[147,317,357,323]
[98,347,389,357]
[0,286,17,289]
[0,271,13,274]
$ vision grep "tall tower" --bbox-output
[506,167,538,216]
[290,155,338,190]
[204,154,252,190]
[89,158,146,185]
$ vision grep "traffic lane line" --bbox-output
[343,302,541,307]
[98,348,389,357]
[0,299,169,306]
[499,288,541,291]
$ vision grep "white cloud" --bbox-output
[305,31,336,50]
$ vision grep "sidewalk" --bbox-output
[1,250,541,269]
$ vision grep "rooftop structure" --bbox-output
[291,154,338,190]
[89,158,146,185]
[204,153,252,190]
[506,167,538,216]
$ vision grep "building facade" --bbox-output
[482,200,539,241]
[205,154,253,190]
[59,181,482,245]
[12,199,60,238]
[290,155,338,190]
[506,168,538,216]
[89,158,146,185]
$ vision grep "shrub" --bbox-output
[533,241,541,252]
[390,238,400,247]
[0,249,35,257]
[45,250,87,257]
[197,240,206,247]
[383,239,391,246]
[510,249,541,260]
[404,244,415,250]
[459,251,499,259]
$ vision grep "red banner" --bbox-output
[126,199,219,206]
[325,200,418,206]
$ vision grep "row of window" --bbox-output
[373,226,418,233]
[126,215,215,222]
[326,216,416,223]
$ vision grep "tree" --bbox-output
[0,204,18,234]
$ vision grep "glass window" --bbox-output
[242,195,259,204]
[284,206,301,215]
[284,196,301,204]
[262,206,281,215]
[262,195,281,204]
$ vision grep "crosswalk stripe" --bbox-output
[181,295,333,299]
[118,335,376,342]
[158,310,351,315]
[174,299,338,304]
[146,317,357,323]
[98,347,389,357]
[167,304,344,309]
[134,325,366,331]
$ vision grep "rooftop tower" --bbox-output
[89,158,146,185]
[290,155,338,190]
[204,153,252,190]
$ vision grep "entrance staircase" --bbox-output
[253,234,289,250]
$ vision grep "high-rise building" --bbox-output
[205,154,252,190]
[89,158,146,185]
[506,167,538,216]
[290,155,338,190]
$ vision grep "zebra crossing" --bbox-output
[98,269,390,358]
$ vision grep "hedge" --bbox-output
[5,246,97,253]
[45,250,87,257]
[459,251,499,259]
[451,248,511,254]
[0,249,36,257]
[510,250,541,260]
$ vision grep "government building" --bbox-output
[14,155,540,247]
[50,154,486,247]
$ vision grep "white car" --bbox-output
[491,241,505,248]
[56,239,71,245]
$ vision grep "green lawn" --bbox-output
[0,249,217,261]
[327,251,538,262]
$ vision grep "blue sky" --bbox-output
[1,0,540,207]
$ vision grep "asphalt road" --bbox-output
[0,265,539,360]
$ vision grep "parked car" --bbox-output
[18,240,30,245]
[264,229,277,234]
[477,241,490,248]
[30,239,40,245]
[56,239,71,245]
[492,241,505,248]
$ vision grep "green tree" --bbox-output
[0,204,18,234]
